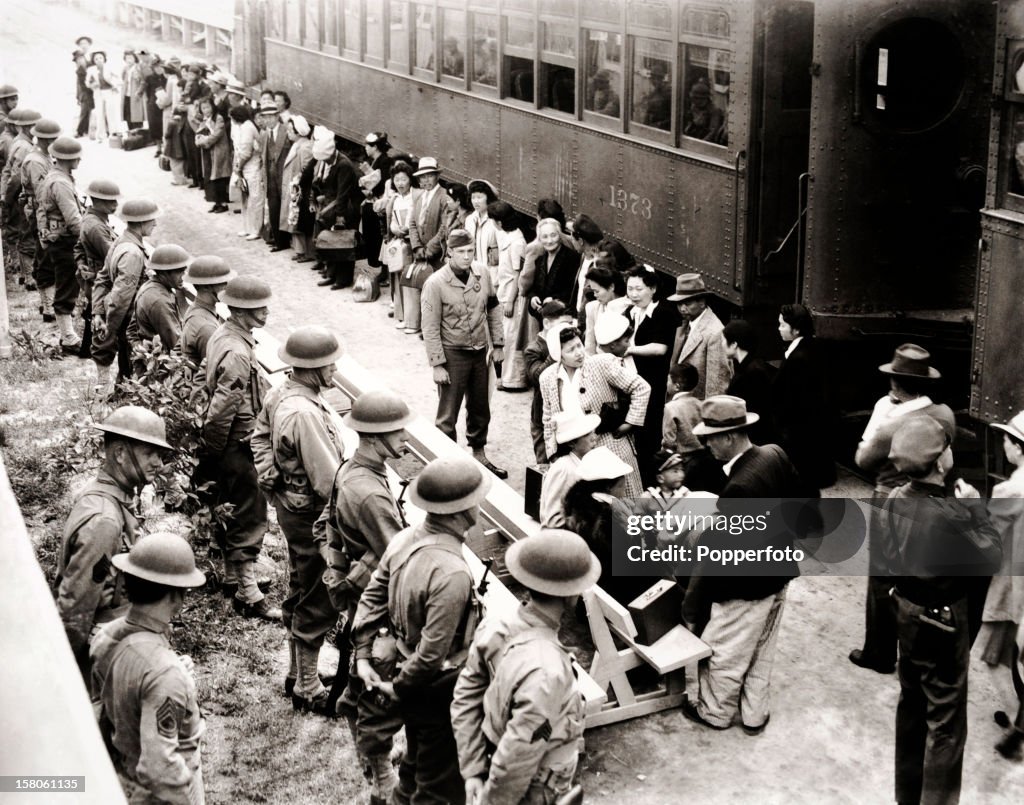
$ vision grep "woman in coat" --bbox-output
[195,96,231,213]
[539,323,649,498]
[583,258,629,355]
[230,104,264,238]
[525,218,581,321]
[143,58,167,150]
[86,51,120,141]
[490,200,528,389]
[280,115,315,262]
[380,161,421,329]
[120,51,145,131]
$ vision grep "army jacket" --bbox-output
[57,470,138,655]
[179,297,219,367]
[203,318,268,451]
[130,279,185,353]
[0,134,32,206]
[91,608,204,805]
[19,146,52,224]
[35,166,82,242]
[93,229,148,334]
[251,379,342,513]
[74,208,115,288]
[421,262,502,367]
[352,521,473,696]
[452,601,585,805]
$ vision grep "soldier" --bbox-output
[129,243,190,361]
[0,85,19,273]
[73,178,120,360]
[0,108,41,294]
[90,532,207,804]
[0,83,17,118]
[322,389,413,801]
[352,455,491,805]
[180,255,234,367]
[251,326,348,714]
[452,528,598,805]
[35,136,84,353]
[202,275,278,621]
[21,118,63,321]
[57,406,171,679]
[92,198,160,395]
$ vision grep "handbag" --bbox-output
[401,259,433,290]
[595,389,632,434]
[352,266,381,303]
[385,238,412,273]
[316,227,360,260]
[158,155,171,172]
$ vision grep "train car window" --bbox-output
[681,45,728,146]
[681,5,730,39]
[472,14,498,87]
[630,37,672,132]
[503,15,535,103]
[540,0,576,16]
[628,0,673,31]
[285,0,303,45]
[267,0,285,40]
[343,0,361,56]
[1003,43,1024,211]
[412,5,435,74]
[584,31,623,119]
[542,21,577,115]
[441,8,467,80]
[389,1,410,67]
[583,0,623,25]
[366,0,384,61]
[304,0,321,50]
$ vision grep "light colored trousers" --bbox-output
[239,163,265,237]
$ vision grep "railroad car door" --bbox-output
[753,0,814,307]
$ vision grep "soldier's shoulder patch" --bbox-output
[92,554,112,583]
[530,719,552,743]
[156,697,181,739]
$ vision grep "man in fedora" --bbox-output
[352,455,491,804]
[683,395,801,734]
[452,528,598,805]
[850,344,956,675]
[409,157,448,269]
[260,100,290,252]
[881,416,1001,804]
[668,273,731,399]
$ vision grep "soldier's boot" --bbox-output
[19,251,36,291]
[996,728,1024,761]
[325,629,351,714]
[369,752,398,803]
[56,314,81,352]
[232,560,283,621]
[94,361,118,399]
[284,638,299,697]
[292,641,335,717]
[220,558,270,598]
[39,285,55,322]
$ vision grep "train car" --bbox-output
[252,0,1005,430]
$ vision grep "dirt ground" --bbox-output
[3,1,1024,802]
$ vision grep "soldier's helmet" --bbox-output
[112,532,206,588]
[7,108,42,127]
[409,456,491,514]
[86,178,121,200]
[505,529,602,596]
[48,137,82,160]
[184,255,235,286]
[219,276,272,309]
[0,84,19,100]
[148,244,191,271]
[120,198,160,222]
[94,405,172,450]
[278,325,344,368]
[29,118,62,139]
[343,389,413,434]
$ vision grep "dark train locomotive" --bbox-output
[240,0,1023,469]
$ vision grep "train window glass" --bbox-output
[304,0,321,49]
[628,0,673,31]
[366,0,384,61]
[343,0,361,55]
[584,31,622,119]
[542,63,576,114]
[583,0,622,25]
[1008,113,1024,200]
[682,46,728,146]
[681,5,730,39]
[441,8,466,80]
[285,0,302,45]
[542,21,576,58]
[412,5,434,72]
[630,37,672,132]
[268,0,285,40]
[325,0,339,48]
[389,1,410,67]
[472,14,498,86]
[506,15,534,49]
[541,22,576,115]
[539,0,576,16]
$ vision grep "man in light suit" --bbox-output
[261,100,291,252]
[668,273,732,399]
[408,157,448,269]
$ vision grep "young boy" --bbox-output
[643,449,688,504]
[164,104,188,186]
[524,299,573,465]
[663,363,726,494]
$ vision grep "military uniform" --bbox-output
[74,207,116,358]
[1,133,34,285]
[130,279,186,353]
[20,146,53,290]
[93,228,148,376]
[57,469,138,669]
[35,164,83,319]
[91,608,205,805]
[452,602,585,805]
[180,298,219,367]
[0,122,17,271]
[202,318,269,562]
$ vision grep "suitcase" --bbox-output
[524,465,547,521]
[121,129,149,151]
[628,579,685,645]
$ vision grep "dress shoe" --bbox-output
[741,715,770,736]
[232,596,282,621]
[245,233,262,240]
[475,456,508,480]
[291,254,303,261]
[681,698,729,730]
[379,277,389,288]
[848,649,895,674]
[317,277,334,287]
[269,245,287,252]
[330,283,347,291]
[213,204,229,214]
[296,256,314,263]
[996,711,1012,729]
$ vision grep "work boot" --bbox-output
[284,638,299,697]
[39,285,55,321]
[996,728,1024,761]
[56,314,81,353]
[369,752,399,803]
[232,560,282,621]
[292,642,335,716]
[473,449,508,480]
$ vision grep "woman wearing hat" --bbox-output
[86,51,120,140]
[540,411,601,527]
[360,132,394,276]
[121,50,145,132]
[230,103,265,238]
[981,411,1024,759]
[489,200,529,388]
[195,95,231,213]
[280,115,315,262]
[583,258,629,356]
[539,321,649,498]
[380,161,422,328]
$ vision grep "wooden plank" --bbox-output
[584,692,687,729]
[592,585,638,639]
[611,624,712,675]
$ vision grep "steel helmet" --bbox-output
[29,118,62,139]
[94,405,172,450]
[112,532,206,588]
[48,137,82,160]
[7,108,41,127]
[0,84,18,100]
[86,178,121,200]
[184,255,235,286]
[148,244,191,271]
[343,389,413,434]
[278,326,344,368]
[219,276,272,309]
[408,456,491,514]
[505,529,601,596]
[120,198,160,223]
